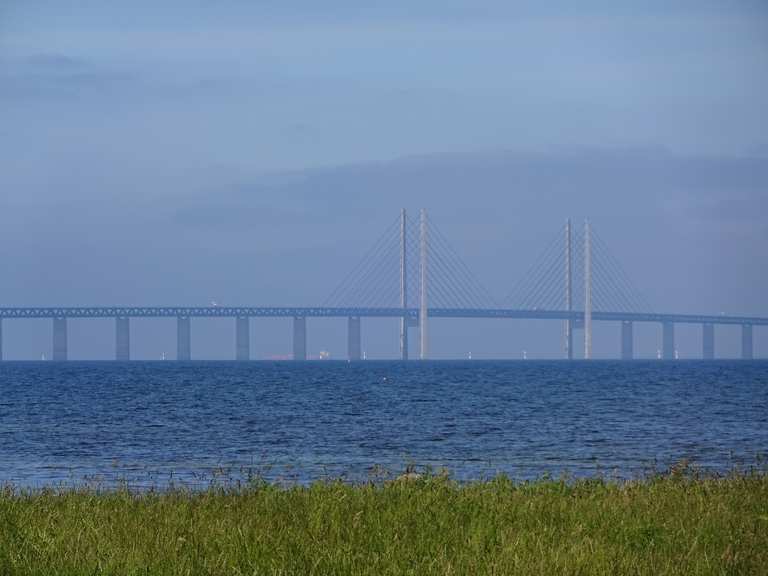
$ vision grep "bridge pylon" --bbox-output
[400,209,409,360]
[584,220,593,360]
[419,209,429,360]
[564,219,573,360]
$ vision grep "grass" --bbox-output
[1,466,767,575]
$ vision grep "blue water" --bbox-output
[1,361,766,488]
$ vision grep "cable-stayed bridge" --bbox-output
[0,210,765,361]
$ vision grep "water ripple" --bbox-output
[0,360,766,488]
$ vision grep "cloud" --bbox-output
[24,52,87,71]
[0,52,130,101]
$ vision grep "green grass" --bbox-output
[1,468,767,575]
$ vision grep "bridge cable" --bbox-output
[505,234,563,306]
[427,217,498,308]
[504,229,566,309]
[323,216,401,307]
[591,230,653,312]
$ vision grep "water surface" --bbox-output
[1,361,766,487]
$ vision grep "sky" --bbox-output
[1,1,767,360]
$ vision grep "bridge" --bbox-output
[0,210,764,361]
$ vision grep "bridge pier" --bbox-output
[53,317,68,361]
[621,321,633,360]
[348,316,361,361]
[0,318,3,361]
[115,317,130,361]
[742,325,754,360]
[293,316,307,361]
[565,320,574,360]
[177,317,191,361]
[400,320,409,361]
[662,321,675,360]
[236,317,250,361]
[702,323,715,360]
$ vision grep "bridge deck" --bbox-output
[0,307,766,326]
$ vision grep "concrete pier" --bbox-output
[115,317,130,361]
[53,317,68,361]
[662,321,675,360]
[177,317,191,361]
[621,321,633,360]
[742,325,754,360]
[236,317,250,361]
[702,323,715,360]
[293,316,307,361]
[348,316,361,361]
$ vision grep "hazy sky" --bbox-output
[1,1,766,360]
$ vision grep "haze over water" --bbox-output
[1,360,766,488]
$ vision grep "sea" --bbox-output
[1,360,766,489]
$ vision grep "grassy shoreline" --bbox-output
[2,470,767,575]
